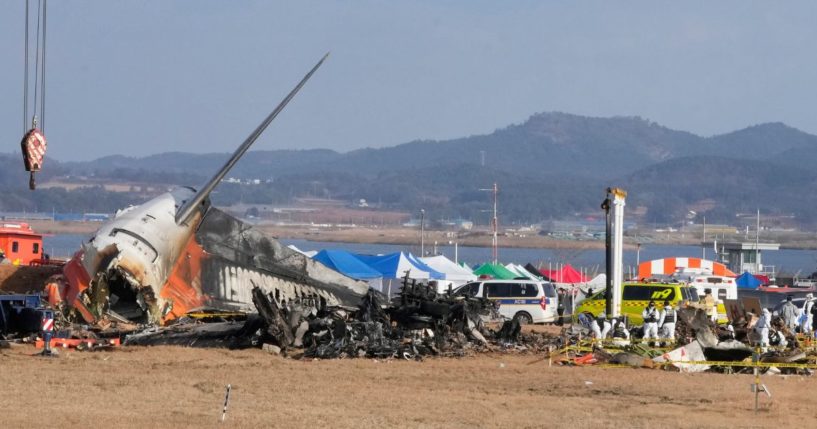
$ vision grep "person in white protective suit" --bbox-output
[755,308,771,352]
[641,300,660,346]
[590,312,611,347]
[779,295,799,332]
[658,300,677,345]
[801,294,815,335]
[610,317,630,346]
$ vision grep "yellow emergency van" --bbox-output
[574,282,728,325]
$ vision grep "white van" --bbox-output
[453,279,558,324]
[689,275,737,301]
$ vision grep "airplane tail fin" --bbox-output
[175,52,330,225]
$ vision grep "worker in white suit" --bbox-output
[641,300,660,346]
[755,308,771,352]
[658,300,677,345]
[802,294,815,335]
[591,312,611,347]
[610,317,630,346]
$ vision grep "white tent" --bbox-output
[504,263,540,280]
[287,244,317,258]
[420,255,477,293]
[354,252,445,298]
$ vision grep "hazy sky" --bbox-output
[2,1,817,161]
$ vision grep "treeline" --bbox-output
[5,112,817,227]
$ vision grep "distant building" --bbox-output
[682,223,737,235]
[704,241,780,275]
[0,222,43,265]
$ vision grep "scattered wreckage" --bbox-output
[124,278,559,360]
[6,269,817,377]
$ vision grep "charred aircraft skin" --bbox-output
[196,208,370,311]
[53,53,368,326]
[59,190,369,326]
[61,188,200,324]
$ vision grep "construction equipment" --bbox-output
[0,294,45,336]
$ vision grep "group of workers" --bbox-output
[586,289,724,347]
[581,285,817,353]
[588,299,678,347]
[754,293,816,352]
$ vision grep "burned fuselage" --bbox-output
[58,188,369,326]
[61,188,199,324]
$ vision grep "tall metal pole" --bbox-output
[492,183,498,264]
[479,183,499,263]
[454,241,458,264]
[702,216,706,260]
[602,195,612,316]
[420,209,425,256]
[611,189,626,318]
[755,209,760,273]
[602,187,626,318]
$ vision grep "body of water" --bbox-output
[43,234,817,276]
[285,239,817,277]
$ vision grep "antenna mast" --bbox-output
[492,182,498,263]
[479,183,499,263]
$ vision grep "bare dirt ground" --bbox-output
[1,340,816,429]
[0,265,61,294]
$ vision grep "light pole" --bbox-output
[420,209,425,256]
[479,183,499,263]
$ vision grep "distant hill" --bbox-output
[621,156,817,225]
[4,112,817,227]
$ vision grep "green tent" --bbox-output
[473,263,517,280]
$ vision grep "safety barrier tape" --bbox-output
[658,360,817,369]
[550,345,817,369]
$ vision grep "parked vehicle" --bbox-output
[573,282,728,325]
[453,279,558,324]
[688,275,737,301]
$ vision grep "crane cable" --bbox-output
[21,0,48,190]
[22,0,28,134]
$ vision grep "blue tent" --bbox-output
[353,252,445,280]
[736,271,761,289]
[313,250,383,280]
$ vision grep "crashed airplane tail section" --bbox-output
[46,53,370,326]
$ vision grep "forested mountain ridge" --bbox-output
[3,112,817,226]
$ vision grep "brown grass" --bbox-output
[1,342,814,428]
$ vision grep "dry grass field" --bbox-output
[1,341,816,429]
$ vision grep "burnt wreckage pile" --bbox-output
[125,278,560,359]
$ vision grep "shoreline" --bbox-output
[23,219,817,251]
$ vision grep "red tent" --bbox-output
[538,264,588,283]
[753,274,770,286]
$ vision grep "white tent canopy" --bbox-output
[505,263,540,280]
[421,255,477,282]
[420,255,477,293]
[287,244,317,258]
